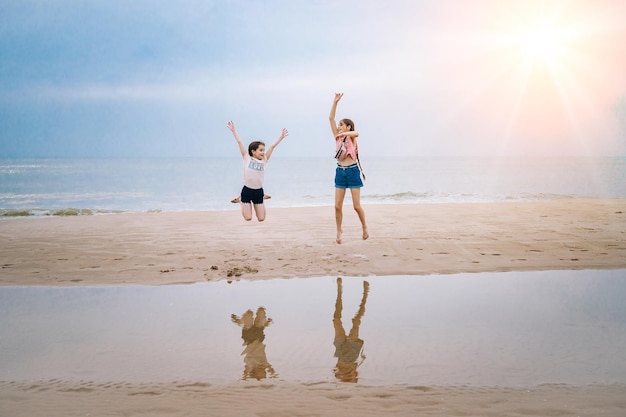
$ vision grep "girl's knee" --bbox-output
[253,204,266,222]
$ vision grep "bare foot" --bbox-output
[362,227,369,241]
[336,230,342,244]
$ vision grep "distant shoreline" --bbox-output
[1,193,621,219]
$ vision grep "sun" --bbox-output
[510,21,573,68]
[517,24,567,64]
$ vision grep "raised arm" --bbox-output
[265,128,288,161]
[329,92,342,138]
[227,121,247,158]
[336,130,359,139]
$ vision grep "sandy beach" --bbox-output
[2,199,626,416]
[2,380,625,417]
[1,200,625,286]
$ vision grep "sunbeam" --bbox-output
[467,0,625,156]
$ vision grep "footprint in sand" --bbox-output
[226,265,259,277]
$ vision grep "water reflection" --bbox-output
[1,270,625,386]
[231,307,277,380]
[333,278,369,383]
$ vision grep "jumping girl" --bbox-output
[329,93,368,243]
[227,121,288,221]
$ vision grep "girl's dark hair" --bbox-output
[248,141,265,156]
[341,118,355,131]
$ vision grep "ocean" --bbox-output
[1,156,625,217]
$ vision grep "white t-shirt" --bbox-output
[243,155,266,189]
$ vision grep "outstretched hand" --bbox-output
[227,121,236,132]
[334,92,343,103]
[280,128,289,139]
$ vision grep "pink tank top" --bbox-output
[336,136,358,161]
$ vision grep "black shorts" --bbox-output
[241,185,264,204]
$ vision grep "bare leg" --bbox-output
[241,309,254,328]
[254,203,266,222]
[349,188,369,240]
[333,278,346,339]
[241,203,253,221]
[254,307,271,327]
[335,188,347,244]
[348,281,369,340]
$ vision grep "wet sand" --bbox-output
[1,200,626,416]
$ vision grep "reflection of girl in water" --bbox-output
[333,278,369,383]
[231,307,277,380]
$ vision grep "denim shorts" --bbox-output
[241,185,264,204]
[334,163,363,189]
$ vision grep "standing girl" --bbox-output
[329,93,368,244]
[227,121,288,222]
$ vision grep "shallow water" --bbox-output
[1,269,626,387]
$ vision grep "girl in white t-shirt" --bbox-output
[227,121,288,221]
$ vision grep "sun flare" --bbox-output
[471,1,618,155]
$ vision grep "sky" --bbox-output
[1,0,625,158]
